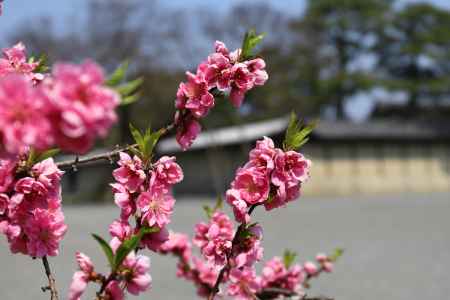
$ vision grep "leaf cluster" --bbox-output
[92,226,159,272]
[283,112,316,151]
[106,61,143,106]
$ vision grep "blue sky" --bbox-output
[1,0,449,38]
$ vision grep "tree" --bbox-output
[379,3,450,114]
[295,0,391,119]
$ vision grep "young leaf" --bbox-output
[329,248,344,262]
[283,249,297,268]
[114,234,141,271]
[35,148,60,163]
[121,92,142,105]
[129,123,144,151]
[283,112,316,151]
[106,60,129,87]
[203,205,214,219]
[116,77,143,96]
[92,234,114,268]
[240,29,266,61]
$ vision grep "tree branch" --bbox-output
[56,122,175,171]
[41,256,59,300]
[208,204,261,300]
[257,287,333,300]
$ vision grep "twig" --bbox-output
[56,122,175,171]
[41,256,59,300]
[257,287,333,300]
[208,204,261,300]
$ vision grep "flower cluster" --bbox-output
[0,157,67,257]
[175,41,268,150]
[69,152,183,299]
[193,211,234,266]
[158,231,221,298]
[226,136,311,223]
[261,257,305,296]
[111,152,183,247]
[68,250,152,300]
[0,43,120,157]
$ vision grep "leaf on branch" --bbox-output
[240,29,266,61]
[92,233,114,268]
[283,249,297,268]
[129,124,163,161]
[29,53,49,73]
[106,60,129,87]
[113,226,158,271]
[106,61,143,106]
[283,112,317,151]
[26,148,60,167]
[329,248,344,262]
[203,196,223,219]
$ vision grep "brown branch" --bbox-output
[56,122,175,171]
[257,287,333,300]
[41,256,59,300]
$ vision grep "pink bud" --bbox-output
[303,261,318,276]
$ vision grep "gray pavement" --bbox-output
[1,193,449,300]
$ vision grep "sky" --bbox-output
[0,0,449,122]
[1,0,449,37]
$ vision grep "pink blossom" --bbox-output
[24,208,67,257]
[322,261,334,273]
[303,261,318,276]
[109,219,132,251]
[261,257,305,293]
[4,223,27,254]
[231,167,270,205]
[112,152,146,192]
[105,280,124,300]
[227,267,261,300]
[246,136,276,172]
[228,63,255,107]
[141,226,169,252]
[175,113,201,151]
[0,159,16,192]
[31,158,64,190]
[159,231,192,261]
[0,43,43,81]
[0,193,8,214]
[225,189,249,224]
[42,60,120,154]
[315,253,327,263]
[214,41,241,63]
[204,53,232,90]
[111,183,135,220]
[232,225,263,268]
[176,72,215,118]
[194,212,234,266]
[151,155,183,191]
[190,256,221,297]
[0,75,53,155]
[121,252,152,295]
[137,190,175,228]
[68,252,94,300]
[245,58,268,86]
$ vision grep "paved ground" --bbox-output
[1,193,449,300]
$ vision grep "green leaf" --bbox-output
[283,112,317,151]
[203,205,214,219]
[113,226,157,271]
[35,148,60,163]
[129,123,144,150]
[329,248,344,262]
[121,91,142,105]
[106,61,129,87]
[116,77,143,96]
[283,249,297,268]
[92,234,114,268]
[240,29,266,61]
[114,234,141,271]
[29,53,49,73]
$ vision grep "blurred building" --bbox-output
[157,116,450,196]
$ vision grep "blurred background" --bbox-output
[0,1,449,300]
